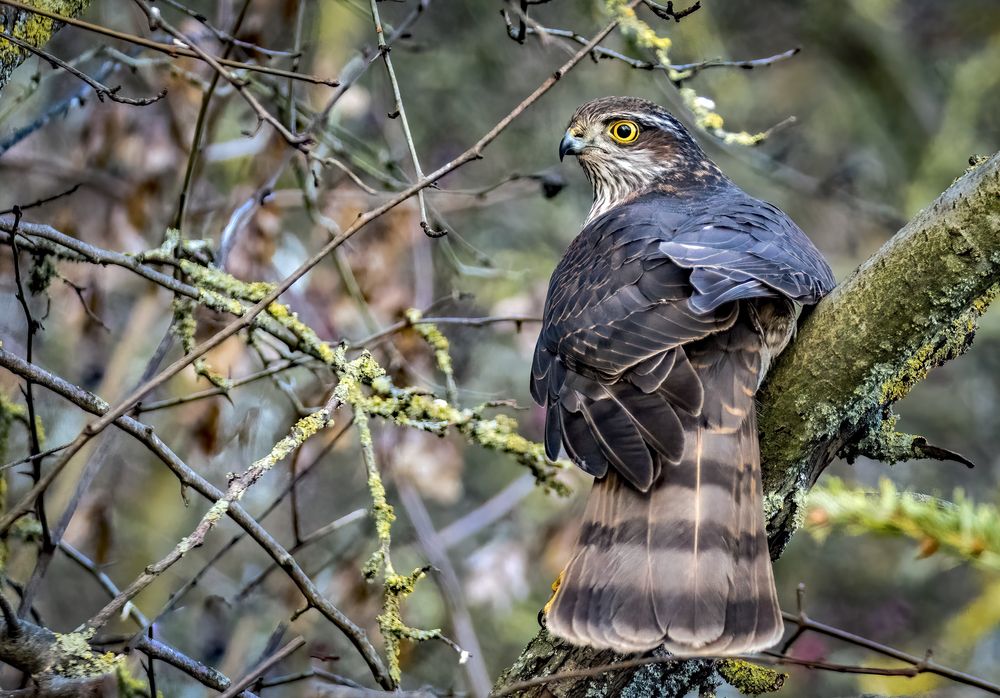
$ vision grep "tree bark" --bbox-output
[0,0,90,90]
[494,152,1000,696]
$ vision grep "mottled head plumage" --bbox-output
[560,96,727,222]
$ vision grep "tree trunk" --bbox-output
[494,152,1000,696]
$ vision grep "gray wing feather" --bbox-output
[531,189,833,490]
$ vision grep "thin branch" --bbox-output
[503,15,798,82]
[352,314,539,348]
[369,0,441,237]
[131,635,259,697]
[236,509,366,601]
[59,541,149,628]
[159,0,301,58]
[218,636,306,698]
[0,0,338,85]
[0,29,166,105]
[0,184,80,215]
[136,356,316,412]
[0,349,390,687]
[130,0,308,150]
[779,609,1000,694]
[171,0,253,231]
[7,217,54,604]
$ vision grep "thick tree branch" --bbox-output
[760,152,1000,546]
[494,153,1000,696]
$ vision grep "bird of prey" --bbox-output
[531,96,834,655]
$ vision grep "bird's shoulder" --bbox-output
[550,186,834,308]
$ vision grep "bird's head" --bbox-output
[559,97,725,220]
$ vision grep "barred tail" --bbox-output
[546,410,783,655]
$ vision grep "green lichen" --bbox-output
[879,283,996,405]
[178,257,339,365]
[170,297,231,390]
[678,88,770,146]
[405,308,458,402]
[267,302,338,365]
[241,409,333,486]
[27,254,56,295]
[0,389,26,461]
[115,660,150,698]
[52,632,120,678]
[717,659,786,695]
[806,476,1000,572]
[378,566,441,684]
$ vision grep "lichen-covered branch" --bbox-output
[806,477,1000,572]
[493,153,1000,696]
[759,152,1000,548]
[0,0,90,90]
[83,409,333,632]
[0,605,140,697]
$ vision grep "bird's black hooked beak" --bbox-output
[559,131,586,161]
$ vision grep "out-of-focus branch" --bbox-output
[805,477,1000,572]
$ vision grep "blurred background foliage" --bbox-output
[1,0,1000,695]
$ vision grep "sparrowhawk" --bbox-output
[531,96,834,655]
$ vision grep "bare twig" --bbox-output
[219,636,306,698]
[132,635,259,697]
[59,541,149,628]
[0,29,166,105]
[778,608,1000,694]
[0,0,338,85]
[352,314,540,348]
[136,356,316,412]
[369,0,441,237]
[0,348,391,687]
[502,17,799,83]
[159,0,301,58]
[130,0,308,150]
[171,0,253,231]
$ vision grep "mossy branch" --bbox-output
[806,477,1000,572]
[0,0,90,90]
[759,152,1000,549]
[336,353,452,686]
[0,607,134,697]
[168,256,568,490]
[494,153,1000,695]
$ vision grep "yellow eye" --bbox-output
[608,120,639,144]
